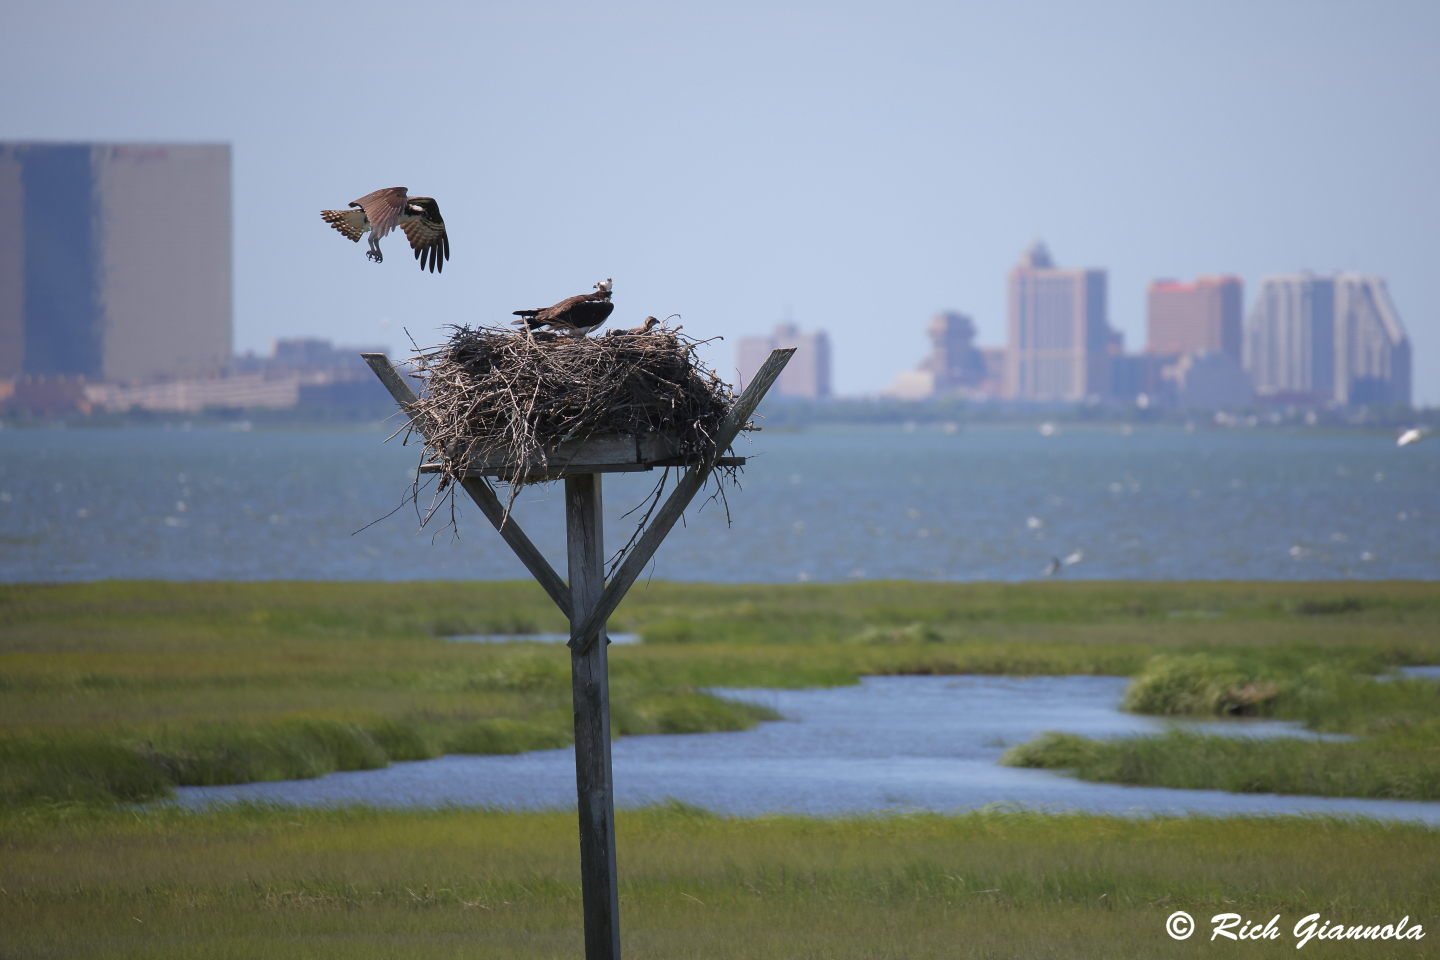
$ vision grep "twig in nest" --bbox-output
[392,323,743,570]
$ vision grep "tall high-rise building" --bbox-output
[1245,272,1411,406]
[920,312,989,393]
[1333,274,1411,406]
[1006,241,1112,401]
[1146,275,1243,361]
[0,142,231,382]
[883,311,1004,400]
[1244,274,1335,400]
[735,322,831,400]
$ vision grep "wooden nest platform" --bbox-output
[408,325,744,484]
[362,334,794,960]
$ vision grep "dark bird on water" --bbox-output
[320,187,449,273]
[512,279,614,337]
[606,316,660,337]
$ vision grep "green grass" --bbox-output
[3,802,1437,959]
[5,580,1440,956]
[1003,727,1440,800]
[3,580,1439,807]
[1004,650,1440,799]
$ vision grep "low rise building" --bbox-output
[1160,351,1254,410]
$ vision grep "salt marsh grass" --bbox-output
[5,581,1440,955]
[1006,647,1440,799]
[3,580,1440,805]
[3,802,1438,959]
[1004,727,1440,799]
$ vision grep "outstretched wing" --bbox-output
[400,198,449,273]
[351,186,409,240]
[320,208,367,242]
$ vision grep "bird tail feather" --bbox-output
[321,209,367,242]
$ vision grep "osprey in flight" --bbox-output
[320,187,449,273]
[512,279,615,337]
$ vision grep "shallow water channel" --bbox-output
[177,674,1440,823]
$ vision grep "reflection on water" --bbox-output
[2,425,1437,582]
[176,675,1440,822]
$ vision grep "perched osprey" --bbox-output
[512,279,615,337]
[605,316,660,337]
[320,187,449,273]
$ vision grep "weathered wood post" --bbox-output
[363,345,794,960]
[565,473,621,959]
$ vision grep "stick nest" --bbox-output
[408,325,737,492]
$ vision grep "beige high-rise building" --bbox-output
[1006,241,1112,401]
[1146,275,1243,361]
[883,312,1005,400]
[1245,272,1412,406]
[736,322,831,400]
[1333,274,1411,406]
[1245,273,1335,400]
[0,142,231,382]
[919,312,990,394]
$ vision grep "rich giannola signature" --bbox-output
[1166,910,1426,946]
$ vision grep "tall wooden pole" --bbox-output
[564,473,621,960]
[363,347,796,960]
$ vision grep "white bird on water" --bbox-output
[1042,556,1062,576]
[1062,550,1084,566]
[1397,428,1427,447]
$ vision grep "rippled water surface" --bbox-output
[176,675,1440,822]
[2,424,1436,582]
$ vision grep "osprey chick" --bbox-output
[320,187,450,273]
[512,279,615,337]
[605,316,660,337]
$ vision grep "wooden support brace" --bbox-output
[362,353,572,619]
[567,347,795,652]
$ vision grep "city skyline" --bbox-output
[2,2,1433,403]
[0,155,1414,413]
[872,243,1411,408]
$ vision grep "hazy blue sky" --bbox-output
[4,0,1436,402]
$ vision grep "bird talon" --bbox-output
[366,250,383,263]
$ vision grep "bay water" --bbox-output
[2,423,1436,583]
